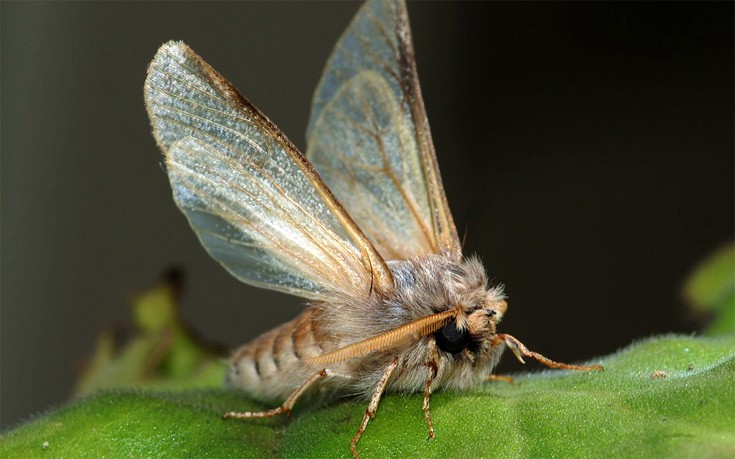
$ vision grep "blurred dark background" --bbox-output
[2,2,732,429]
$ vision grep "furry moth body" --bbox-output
[144,0,603,457]
[227,256,507,400]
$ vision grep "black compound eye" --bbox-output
[434,319,471,354]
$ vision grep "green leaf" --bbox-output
[73,268,227,396]
[683,243,735,336]
[0,390,280,458]
[3,334,733,458]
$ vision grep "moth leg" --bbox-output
[484,339,515,383]
[351,357,399,459]
[423,338,439,440]
[223,368,328,420]
[486,374,515,384]
[495,334,604,372]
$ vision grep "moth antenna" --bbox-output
[307,310,455,365]
[460,225,469,250]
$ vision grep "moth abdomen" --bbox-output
[227,307,331,400]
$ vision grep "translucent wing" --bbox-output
[306,0,461,261]
[145,42,393,300]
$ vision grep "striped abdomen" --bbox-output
[226,307,336,401]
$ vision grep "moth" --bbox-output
[144,0,603,457]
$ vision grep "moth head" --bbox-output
[433,287,507,357]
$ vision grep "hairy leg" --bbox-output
[350,357,399,459]
[495,334,604,372]
[423,338,439,440]
[223,369,328,419]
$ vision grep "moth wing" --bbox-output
[145,41,393,300]
[306,0,461,261]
